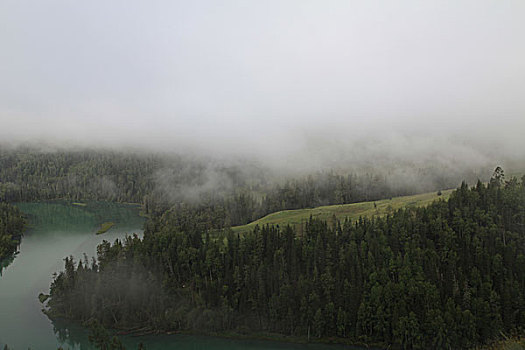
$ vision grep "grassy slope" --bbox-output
[232,189,454,234]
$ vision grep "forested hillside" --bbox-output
[46,176,525,349]
[0,147,468,228]
[0,202,25,260]
[0,148,163,203]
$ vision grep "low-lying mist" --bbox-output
[1,0,524,204]
[0,131,516,210]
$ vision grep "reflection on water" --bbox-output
[50,318,358,350]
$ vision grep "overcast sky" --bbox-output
[1,1,524,164]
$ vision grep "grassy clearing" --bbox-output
[232,189,454,234]
[96,222,115,235]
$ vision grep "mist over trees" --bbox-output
[2,143,522,349]
[0,146,489,227]
[1,1,525,349]
[46,176,525,349]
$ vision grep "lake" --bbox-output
[0,201,360,350]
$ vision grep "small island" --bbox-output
[38,293,49,304]
[96,222,115,235]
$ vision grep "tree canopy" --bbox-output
[46,177,525,349]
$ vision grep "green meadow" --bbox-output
[232,189,454,233]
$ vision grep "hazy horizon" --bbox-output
[1,1,524,170]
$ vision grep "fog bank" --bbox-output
[1,1,524,172]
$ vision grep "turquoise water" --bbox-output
[0,202,358,350]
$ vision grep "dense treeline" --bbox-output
[143,169,468,230]
[47,176,525,349]
[0,148,163,203]
[0,202,25,260]
[1,147,470,228]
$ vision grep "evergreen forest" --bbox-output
[46,175,525,349]
[0,202,24,261]
[0,147,476,228]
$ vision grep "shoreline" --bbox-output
[45,310,380,349]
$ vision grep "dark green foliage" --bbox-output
[88,320,125,350]
[0,148,163,204]
[0,202,24,261]
[47,178,525,348]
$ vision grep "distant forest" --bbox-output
[0,147,479,228]
[47,176,525,349]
